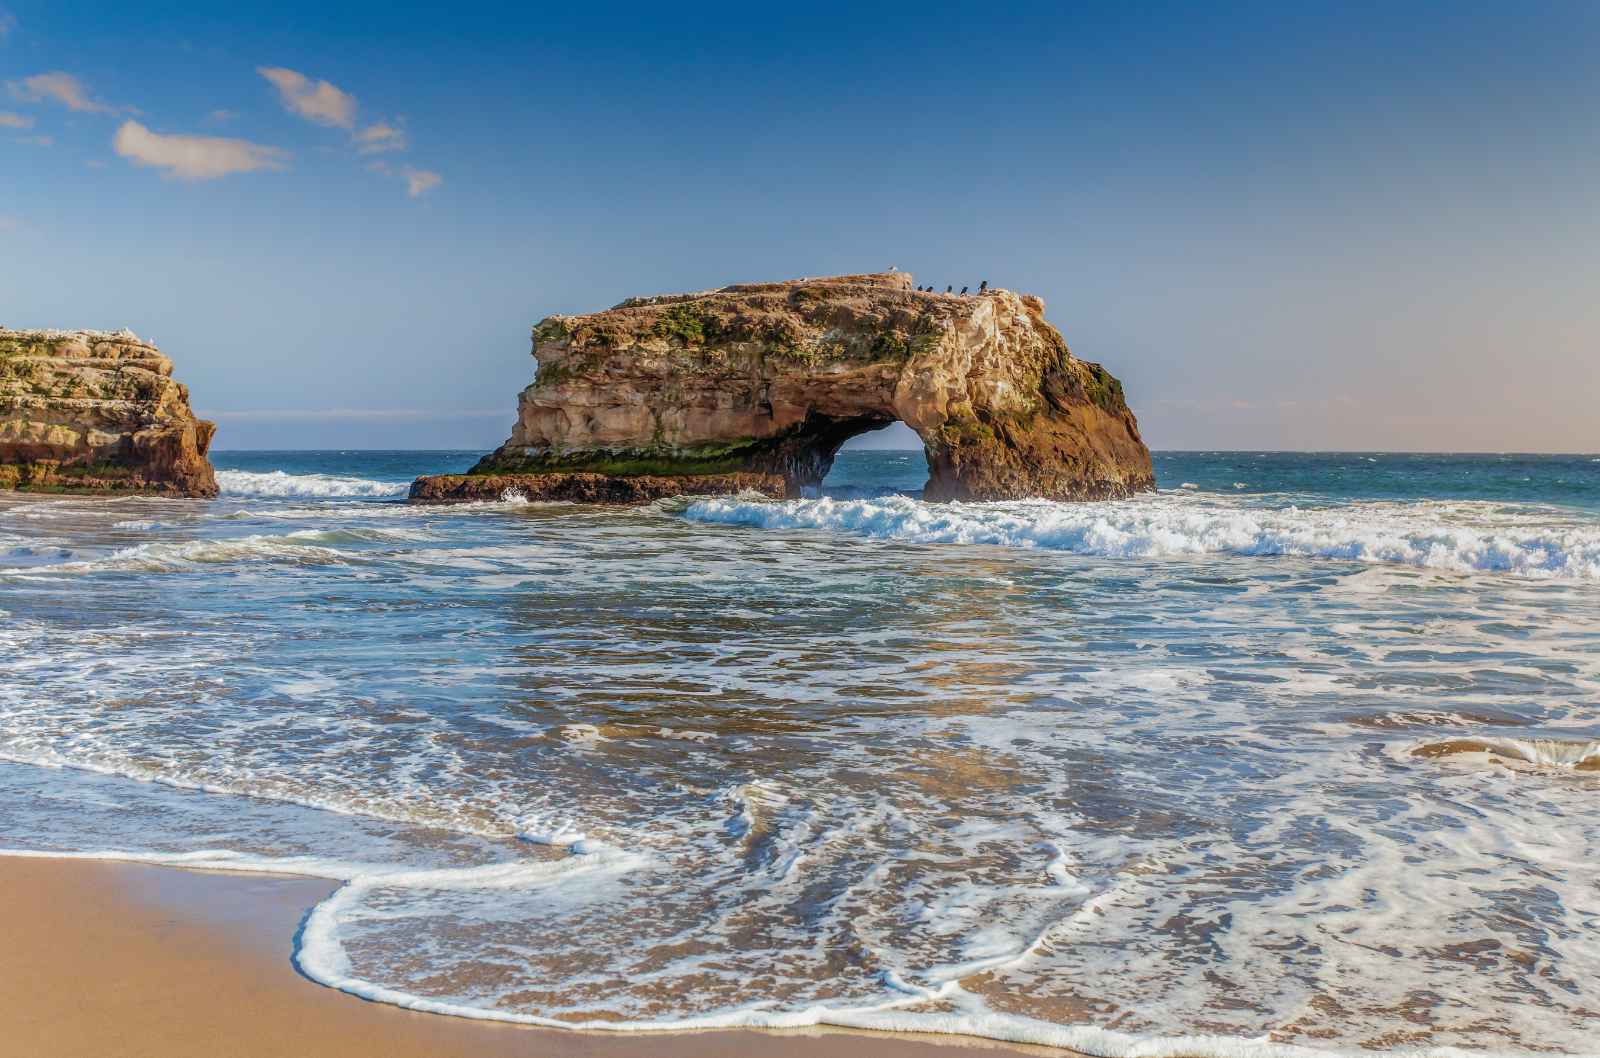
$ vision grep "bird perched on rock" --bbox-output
[960,286,969,295]
[979,280,988,292]
[945,285,953,293]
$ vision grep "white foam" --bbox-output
[289,865,1513,1058]
[4,531,355,576]
[0,845,369,881]
[680,495,1600,580]
[515,814,591,851]
[216,469,408,499]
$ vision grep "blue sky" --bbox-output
[3,1,1596,451]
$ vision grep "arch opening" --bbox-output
[754,411,899,493]
[820,420,929,498]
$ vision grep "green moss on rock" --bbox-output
[533,317,572,343]
[473,437,770,478]
[654,303,720,346]
[1081,362,1126,412]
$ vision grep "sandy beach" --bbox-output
[0,855,1069,1058]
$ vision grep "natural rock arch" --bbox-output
[414,273,1153,503]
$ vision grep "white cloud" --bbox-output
[0,110,31,128]
[257,66,356,128]
[355,119,407,154]
[9,71,115,113]
[113,120,288,181]
[207,108,238,123]
[402,166,441,198]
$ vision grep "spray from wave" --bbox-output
[216,469,408,499]
[1414,736,1600,771]
[680,495,1600,580]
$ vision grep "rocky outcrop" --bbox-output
[410,471,786,504]
[414,272,1152,503]
[0,328,218,497]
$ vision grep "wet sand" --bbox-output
[0,855,1071,1058]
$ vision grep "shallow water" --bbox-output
[2,451,1598,1056]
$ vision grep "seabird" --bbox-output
[945,285,953,293]
[979,280,987,293]
[960,286,969,295]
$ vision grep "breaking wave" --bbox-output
[680,495,1600,579]
[1414,736,1600,771]
[6,531,357,577]
[216,469,408,499]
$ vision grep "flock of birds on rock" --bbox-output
[913,281,987,295]
[883,268,988,296]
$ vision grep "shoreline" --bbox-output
[0,854,1075,1058]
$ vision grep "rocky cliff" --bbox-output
[0,328,218,497]
[413,272,1152,503]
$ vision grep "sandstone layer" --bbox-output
[0,328,218,497]
[414,272,1152,503]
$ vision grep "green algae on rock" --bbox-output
[0,328,218,497]
[413,272,1153,504]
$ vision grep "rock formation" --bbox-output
[410,471,787,505]
[412,272,1152,503]
[0,328,218,497]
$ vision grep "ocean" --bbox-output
[2,450,1597,1055]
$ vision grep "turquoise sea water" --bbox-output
[2,450,1597,1055]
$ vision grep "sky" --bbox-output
[2,1,1596,453]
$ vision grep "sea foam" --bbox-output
[216,469,409,499]
[680,495,1600,580]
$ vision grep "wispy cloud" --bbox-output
[113,120,288,181]
[0,12,15,43]
[8,71,118,113]
[207,108,238,123]
[0,110,31,128]
[257,64,440,197]
[402,166,442,198]
[368,159,444,199]
[257,66,356,128]
[17,133,51,146]
[355,119,407,154]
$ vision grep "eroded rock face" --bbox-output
[0,328,218,497]
[437,272,1152,502]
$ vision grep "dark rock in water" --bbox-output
[0,328,218,497]
[411,272,1153,503]
[408,471,788,505]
